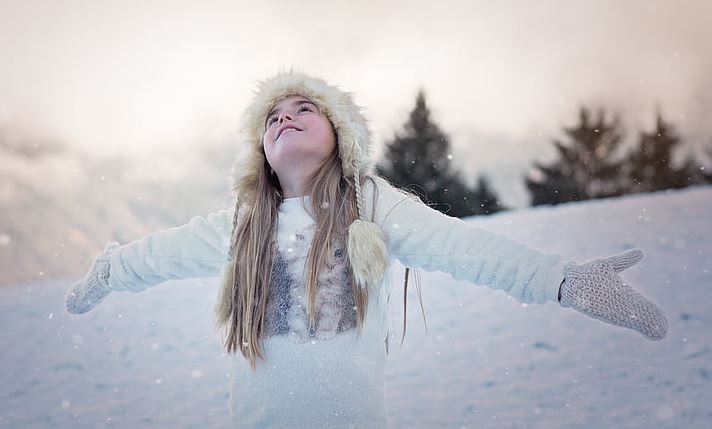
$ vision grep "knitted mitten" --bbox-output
[65,242,120,314]
[558,248,668,341]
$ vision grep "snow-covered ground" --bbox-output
[1,186,710,429]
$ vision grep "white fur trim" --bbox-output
[347,219,388,289]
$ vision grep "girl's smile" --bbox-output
[276,125,303,141]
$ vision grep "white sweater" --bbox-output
[106,176,566,428]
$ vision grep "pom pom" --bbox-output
[347,219,388,290]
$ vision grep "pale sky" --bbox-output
[1,0,711,205]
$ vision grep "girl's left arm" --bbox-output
[364,176,668,340]
[366,176,565,304]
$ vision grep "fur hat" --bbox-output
[229,70,388,290]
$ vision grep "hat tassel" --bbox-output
[348,219,388,290]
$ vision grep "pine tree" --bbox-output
[525,106,626,206]
[472,175,504,215]
[377,90,504,217]
[626,112,694,193]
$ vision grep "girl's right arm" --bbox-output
[66,207,234,314]
[107,207,235,292]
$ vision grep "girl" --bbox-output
[65,70,668,428]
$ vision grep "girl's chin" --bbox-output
[273,154,328,169]
[273,145,321,158]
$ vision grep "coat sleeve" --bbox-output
[106,207,235,293]
[363,176,565,304]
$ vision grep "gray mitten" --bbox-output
[65,242,120,314]
[558,248,668,341]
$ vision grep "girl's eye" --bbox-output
[265,104,315,128]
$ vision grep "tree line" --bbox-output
[377,91,712,217]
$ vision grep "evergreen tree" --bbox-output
[525,106,626,206]
[626,112,695,193]
[377,90,504,217]
[472,175,504,215]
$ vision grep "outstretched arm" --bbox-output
[364,176,668,340]
[365,176,565,304]
[107,208,234,292]
[65,207,234,314]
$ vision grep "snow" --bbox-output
[1,185,711,428]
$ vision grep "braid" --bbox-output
[352,159,363,220]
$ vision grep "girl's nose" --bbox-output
[278,111,293,123]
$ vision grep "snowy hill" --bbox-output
[1,185,710,429]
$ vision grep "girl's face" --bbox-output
[262,95,336,179]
